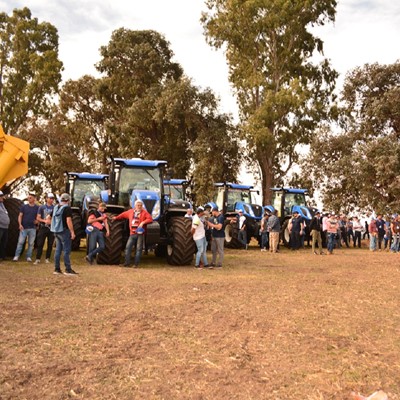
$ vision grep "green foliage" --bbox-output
[303,62,400,213]
[0,7,63,134]
[202,0,337,203]
[22,28,240,199]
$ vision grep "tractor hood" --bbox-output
[131,190,161,221]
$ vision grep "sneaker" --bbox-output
[85,255,93,265]
[26,257,33,262]
[13,256,19,262]
[209,263,216,268]
[45,258,50,264]
[64,269,79,276]
[53,270,63,275]
[34,259,40,265]
[204,264,213,270]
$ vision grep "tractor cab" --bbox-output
[163,179,189,201]
[206,182,263,248]
[270,188,312,221]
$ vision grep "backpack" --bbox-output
[50,204,68,233]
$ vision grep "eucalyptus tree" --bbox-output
[202,0,337,203]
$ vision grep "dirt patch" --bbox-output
[0,245,399,399]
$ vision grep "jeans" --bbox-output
[353,231,362,248]
[261,231,269,249]
[35,226,55,260]
[238,229,247,248]
[327,232,336,253]
[87,228,105,261]
[194,237,208,266]
[125,234,143,266]
[290,231,301,250]
[391,234,400,252]
[211,237,224,266]
[370,234,377,251]
[54,229,72,272]
[0,227,8,259]
[15,228,36,258]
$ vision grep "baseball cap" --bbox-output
[60,193,70,202]
[47,193,55,198]
[196,206,204,214]
[29,192,36,197]
[211,205,219,212]
[293,210,299,214]
[0,190,4,196]
[136,227,145,235]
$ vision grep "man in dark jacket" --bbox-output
[310,211,324,255]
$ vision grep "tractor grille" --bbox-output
[143,199,156,214]
[252,204,263,218]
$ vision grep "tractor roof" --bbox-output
[214,182,254,190]
[114,158,167,168]
[68,172,108,180]
[271,187,308,194]
[164,179,188,185]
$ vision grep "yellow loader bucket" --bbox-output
[0,125,29,188]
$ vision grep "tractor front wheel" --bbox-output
[166,217,195,265]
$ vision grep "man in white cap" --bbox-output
[34,193,56,264]
[13,192,39,262]
[0,191,10,261]
[50,193,78,275]
[112,199,153,267]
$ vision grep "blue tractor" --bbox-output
[206,182,263,248]
[65,172,109,250]
[163,179,190,202]
[98,158,195,265]
[265,187,316,246]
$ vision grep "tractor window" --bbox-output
[71,179,105,207]
[272,191,283,217]
[226,189,251,211]
[165,185,184,200]
[119,167,161,195]
[283,193,306,216]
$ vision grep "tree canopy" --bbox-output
[202,0,338,204]
[302,61,400,213]
[23,28,240,200]
[0,7,63,134]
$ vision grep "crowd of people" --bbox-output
[1,189,399,275]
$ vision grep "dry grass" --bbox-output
[0,243,399,399]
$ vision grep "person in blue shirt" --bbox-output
[207,206,225,268]
[13,192,39,262]
[34,193,55,264]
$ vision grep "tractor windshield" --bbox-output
[72,179,105,207]
[119,167,162,195]
[165,184,184,200]
[283,193,306,216]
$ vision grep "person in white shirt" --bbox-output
[191,207,209,269]
[237,210,248,250]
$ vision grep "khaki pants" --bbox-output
[311,230,323,254]
[269,232,280,253]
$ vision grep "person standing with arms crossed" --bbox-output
[34,193,55,264]
[208,206,225,268]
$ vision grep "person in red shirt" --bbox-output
[112,199,153,267]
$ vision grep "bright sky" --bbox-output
[2,0,399,119]
[1,0,399,196]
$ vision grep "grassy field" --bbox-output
[0,243,399,399]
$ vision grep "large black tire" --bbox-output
[4,198,23,257]
[166,217,195,266]
[281,219,290,247]
[224,221,241,248]
[97,214,125,265]
[71,212,83,251]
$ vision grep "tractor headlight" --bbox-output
[152,200,160,220]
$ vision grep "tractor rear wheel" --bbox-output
[97,214,125,265]
[4,197,23,257]
[166,217,195,265]
[71,212,83,251]
[282,219,290,247]
[224,221,241,248]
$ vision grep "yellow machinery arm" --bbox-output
[0,125,29,189]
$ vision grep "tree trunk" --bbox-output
[258,153,274,205]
